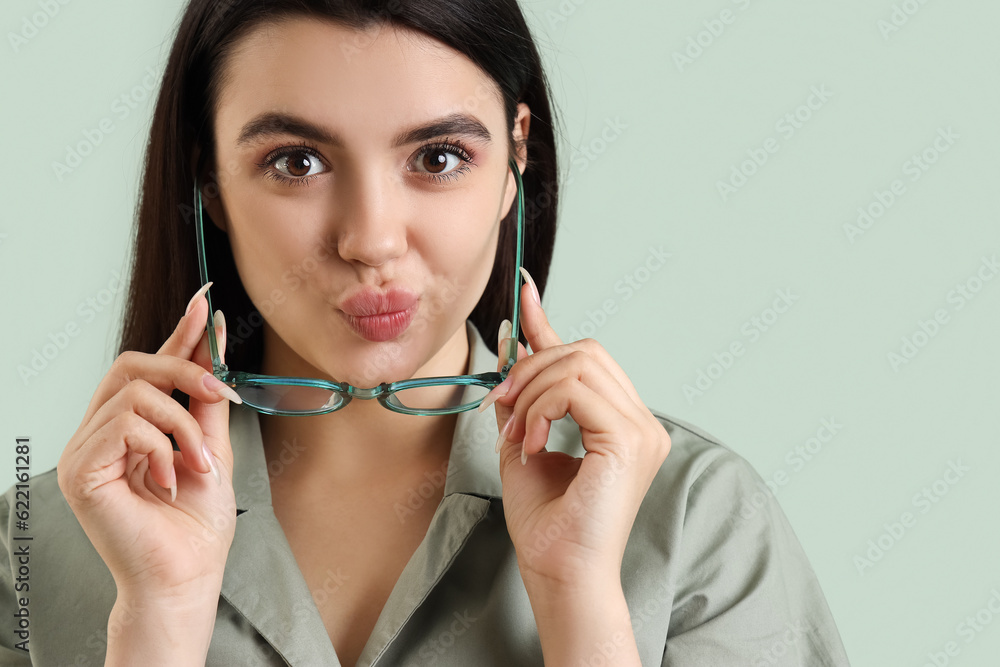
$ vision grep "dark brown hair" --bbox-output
[119,0,560,375]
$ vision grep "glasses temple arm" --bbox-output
[502,156,525,375]
[193,180,224,373]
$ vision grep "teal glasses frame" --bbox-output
[193,157,525,416]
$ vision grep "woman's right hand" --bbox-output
[57,282,242,604]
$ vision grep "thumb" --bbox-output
[491,319,528,436]
[189,309,233,473]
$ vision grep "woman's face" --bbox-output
[202,17,528,388]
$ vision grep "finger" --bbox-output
[491,339,528,446]
[188,310,232,477]
[80,280,234,427]
[192,308,227,372]
[492,340,644,418]
[156,281,214,358]
[81,351,241,436]
[140,450,204,504]
[514,379,634,462]
[70,412,179,503]
[478,318,528,436]
[518,267,562,353]
[80,378,212,476]
[130,455,173,505]
[504,350,649,434]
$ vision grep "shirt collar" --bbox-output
[227,319,504,513]
[442,319,504,500]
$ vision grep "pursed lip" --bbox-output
[338,287,419,342]
[339,287,418,317]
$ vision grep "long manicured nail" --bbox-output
[495,413,515,453]
[202,441,221,485]
[203,373,243,404]
[213,309,226,340]
[213,309,227,362]
[185,281,214,316]
[478,377,511,413]
[519,267,540,305]
[497,319,512,349]
[521,442,528,465]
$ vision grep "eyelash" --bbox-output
[255,138,476,187]
[417,139,476,182]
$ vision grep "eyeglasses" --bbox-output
[192,157,524,416]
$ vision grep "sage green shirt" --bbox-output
[0,320,851,665]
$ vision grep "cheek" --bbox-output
[423,202,501,315]
[223,186,328,308]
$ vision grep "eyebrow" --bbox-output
[235,111,493,148]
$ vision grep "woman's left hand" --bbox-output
[482,268,671,590]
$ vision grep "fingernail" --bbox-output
[213,309,227,362]
[521,442,527,466]
[203,373,243,405]
[168,468,177,502]
[495,413,515,453]
[519,267,540,306]
[202,441,221,485]
[497,319,512,349]
[185,281,214,316]
[478,377,511,413]
[213,309,226,340]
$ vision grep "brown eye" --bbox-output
[277,151,319,178]
[421,149,453,174]
[414,148,463,176]
[286,154,312,177]
[409,142,474,182]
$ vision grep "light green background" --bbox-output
[2,0,998,664]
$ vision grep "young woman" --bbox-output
[0,1,851,665]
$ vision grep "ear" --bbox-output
[501,102,531,219]
[190,143,229,234]
[511,101,530,173]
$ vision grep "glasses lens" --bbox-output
[389,382,492,413]
[236,383,346,414]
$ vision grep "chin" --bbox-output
[328,355,422,389]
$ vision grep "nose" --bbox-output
[333,165,408,269]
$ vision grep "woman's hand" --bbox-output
[482,268,671,589]
[57,282,240,603]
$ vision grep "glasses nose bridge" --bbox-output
[342,383,390,400]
